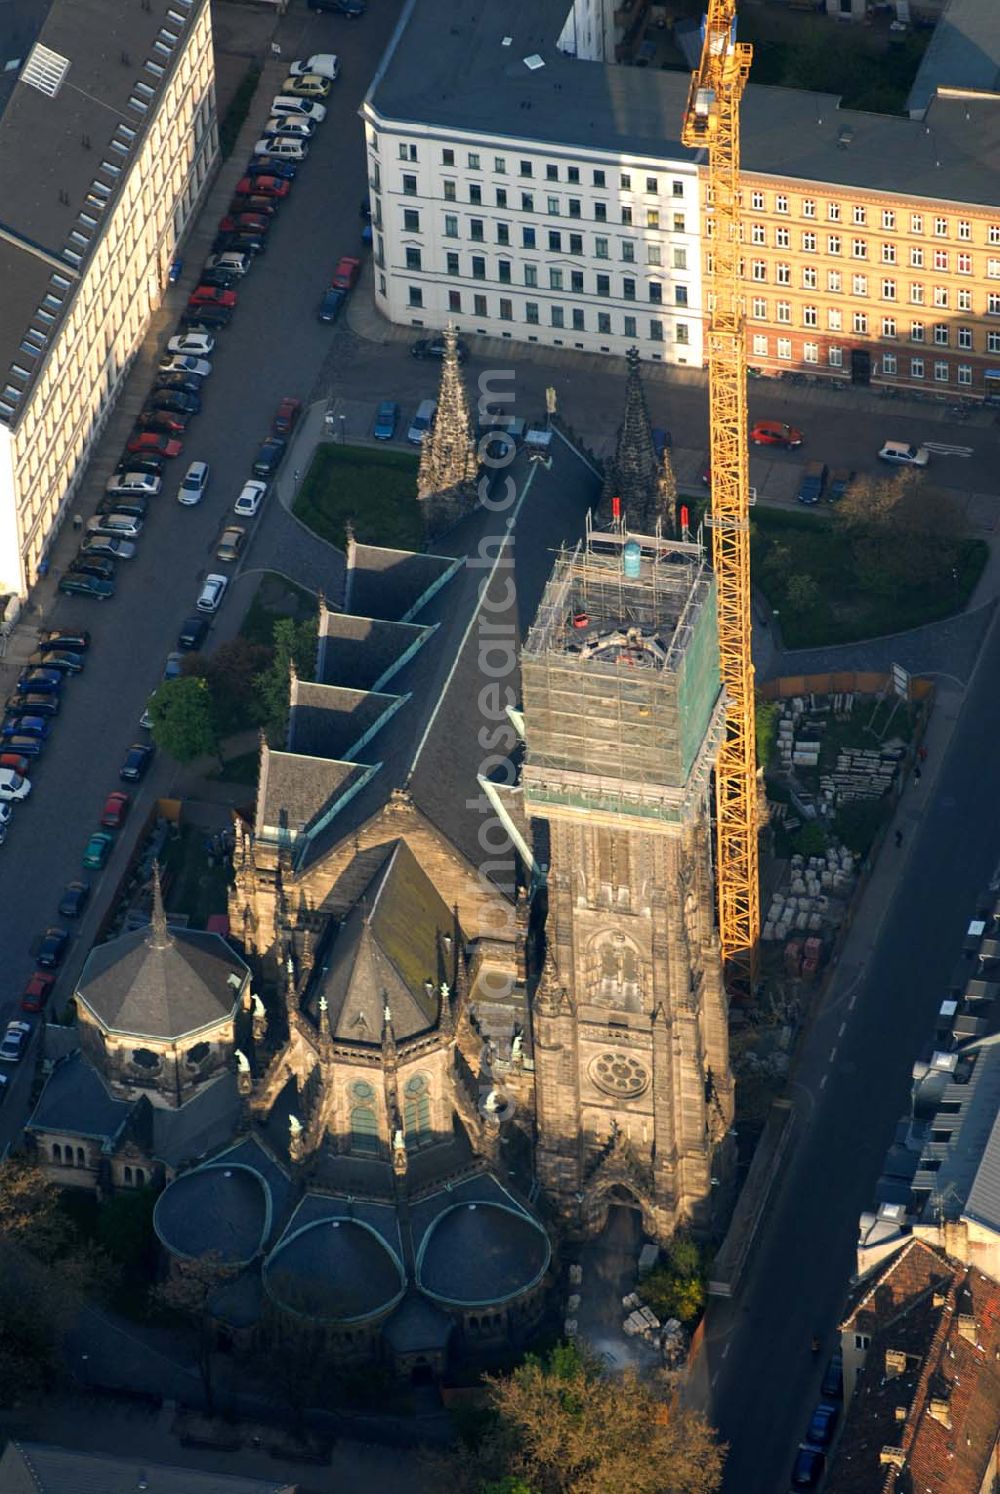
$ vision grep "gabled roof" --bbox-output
[310,840,452,1042]
[0,1441,295,1494]
[346,543,461,622]
[254,747,373,845]
[315,613,433,691]
[286,680,404,763]
[76,923,248,1041]
[832,1241,1000,1494]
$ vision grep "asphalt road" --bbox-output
[706,612,1000,1492]
[0,4,398,1140]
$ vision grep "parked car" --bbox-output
[204,251,251,277]
[270,93,327,121]
[0,1022,32,1063]
[332,255,361,291]
[804,1401,838,1451]
[68,555,117,583]
[115,454,164,477]
[188,285,237,310]
[82,831,114,869]
[3,735,44,759]
[79,535,137,561]
[2,715,50,743]
[797,461,828,505]
[6,693,57,719]
[149,387,201,415]
[86,514,142,541]
[411,336,469,363]
[167,331,215,357]
[407,399,437,445]
[155,373,204,398]
[373,400,399,440]
[252,437,287,479]
[180,305,232,330]
[878,439,930,467]
[21,972,55,1013]
[0,768,30,801]
[252,136,308,161]
[0,751,31,774]
[16,671,62,695]
[272,397,302,436]
[820,1350,843,1402]
[216,526,246,563]
[100,790,131,829]
[27,650,84,675]
[790,1445,825,1489]
[198,266,242,292]
[196,574,229,613]
[137,408,190,435]
[59,573,115,600]
[245,156,298,180]
[234,175,290,201]
[280,74,332,99]
[105,471,161,498]
[234,479,268,517]
[163,653,185,682]
[261,115,315,141]
[38,629,89,654]
[177,615,210,651]
[120,743,154,782]
[98,492,149,521]
[827,467,855,503]
[317,287,345,323]
[750,419,804,448]
[218,210,271,234]
[177,460,211,506]
[126,431,182,458]
[36,927,69,970]
[287,54,340,80]
[58,880,91,919]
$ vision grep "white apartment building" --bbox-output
[363,0,704,367]
[0,0,218,604]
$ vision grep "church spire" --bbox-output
[417,324,479,538]
[599,347,660,530]
[147,862,171,951]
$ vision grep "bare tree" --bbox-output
[152,1253,233,1414]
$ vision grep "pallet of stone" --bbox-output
[639,1306,661,1329]
[622,1292,641,1310]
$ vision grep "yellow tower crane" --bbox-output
[681,4,759,993]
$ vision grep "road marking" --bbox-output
[711,1371,720,1388]
[923,442,974,457]
[838,1021,846,1038]
[819,1073,828,1091]
[829,1046,838,1063]
[722,1342,730,1360]
[848,990,857,1010]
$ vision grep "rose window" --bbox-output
[589,1051,649,1099]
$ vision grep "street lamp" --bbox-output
[339,414,346,445]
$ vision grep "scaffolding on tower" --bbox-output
[681,2,759,993]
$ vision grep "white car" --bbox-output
[159,355,212,378]
[0,769,31,802]
[253,137,308,161]
[178,461,211,506]
[234,479,267,517]
[270,95,327,124]
[878,440,930,468]
[196,573,228,613]
[167,332,215,357]
[262,115,315,141]
[205,252,249,278]
[288,54,340,80]
[106,471,161,497]
[0,1021,31,1064]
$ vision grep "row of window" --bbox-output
[400,175,688,230]
[393,140,688,197]
[746,264,1000,314]
[432,212,689,264]
[406,248,689,303]
[749,333,975,383]
[747,193,1000,243]
[748,227,1000,274]
[749,300,993,347]
[406,285,688,342]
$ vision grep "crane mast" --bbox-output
[681,4,759,993]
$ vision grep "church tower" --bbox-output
[521,523,734,1241]
[416,324,479,538]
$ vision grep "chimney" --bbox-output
[884,1348,907,1379]
[928,1397,952,1428]
[956,1312,977,1345]
[879,1446,905,1468]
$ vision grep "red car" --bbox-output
[228,195,280,218]
[0,753,31,777]
[188,285,238,310]
[127,431,183,458]
[234,175,290,200]
[138,409,188,434]
[21,971,55,1013]
[100,790,131,829]
[750,419,804,449]
[272,397,302,436]
[331,255,362,291]
[218,214,270,236]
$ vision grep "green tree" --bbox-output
[149,676,220,764]
[833,472,966,601]
[785,574,818,614]
[197,637,272,735]
[431,1341,724,1494]
[255,616,318,741]
[641,1235,707,1328]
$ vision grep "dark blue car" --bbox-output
[791,1445,825,1489]
[16,670,62,695]
[2,716,51,741]
[373,400,399,440]
[3,735,44,758]
[317,288,346,323]
[805,1401,838,1450]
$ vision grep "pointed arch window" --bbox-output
[403,1073,432,1148]
[350,1106,379,1152]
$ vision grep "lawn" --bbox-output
[240,572,317,648]
[751,508,987,648]
[294,443,422,551]
[733,11,929,115]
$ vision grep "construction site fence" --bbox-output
[758,670,934,703]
